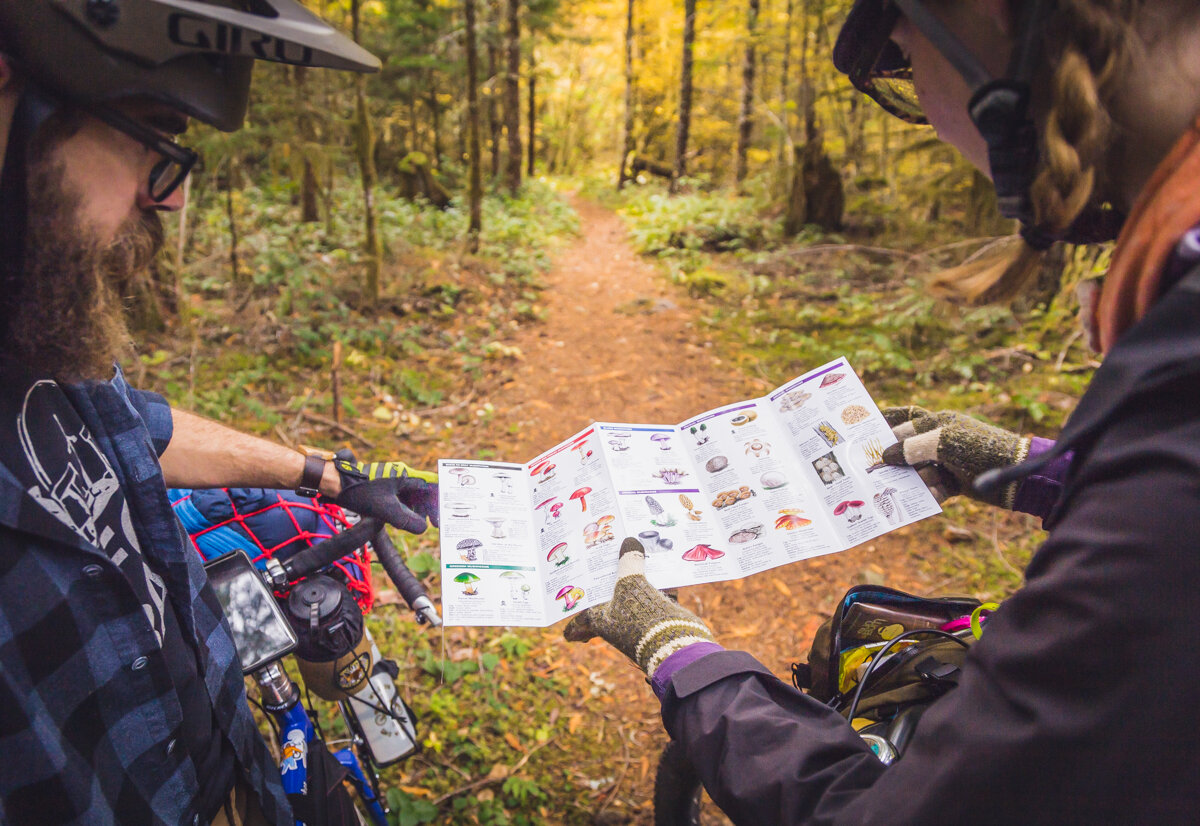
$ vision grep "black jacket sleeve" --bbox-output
[661,376,1200,825]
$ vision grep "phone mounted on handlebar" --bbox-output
[205,549,299,673]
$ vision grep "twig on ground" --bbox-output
[411,387,479,418]
[596,726,632,817]
[300,410,378,449]
[1055,328,1084,372]
[288,389,314,436]
[272,423,295,449]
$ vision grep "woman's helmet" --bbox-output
[0,0,380,132]
[833,0,1051,231]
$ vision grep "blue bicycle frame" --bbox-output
[254,663,389,826]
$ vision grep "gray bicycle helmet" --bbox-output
[0,0,381,132]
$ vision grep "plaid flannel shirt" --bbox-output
[0,365,290,825]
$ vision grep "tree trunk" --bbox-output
[618,0,636,189]
[465,0,483,249]
[735,0,759,189]
[224,161,243,293]
[780,0,793,148]
[486,9,502,180]
[352,0,381,305]
[527,45,536,177]
[671,0,697,193]
[427,83,443,170]
[295,66,320,223]
[504,0,522,195]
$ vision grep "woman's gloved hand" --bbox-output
[882,406,1030,509]
[331,451,439,534]
[564,538,714,674]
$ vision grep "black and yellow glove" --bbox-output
[882,406,1030,509]
[564,538,714,674]
[332,451,439,534]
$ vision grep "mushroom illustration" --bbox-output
[608,439,629,452]
[453,571,481,595]
[530,460,549,477]
[494,473,514,496]
[541,463,557,481]
[595,515,616,541]
[833,500,866,524]
[682,544,726,562]
[637,530,660,554]
[583,523,601,546]
[549,502,564,520]
[774,509,812,531]
[456,537,482,561]
[485,517,507,539]
[500,570,526,600]
[535,497,560,525]
[556,585,585,611]
[646,494,677,527]
[570,487,592,512]
[651,433,672,451]
[547,542,570,566]
[653,468,688,484]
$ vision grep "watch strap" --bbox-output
[296,452,326,498]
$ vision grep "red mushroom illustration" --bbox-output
[541,463,557,481]
[681,544,726,562]
[547,542,570,566]
[556,585,585,611]
[570,487,592,512]
[833,500,866,524]
[535,497,560,525]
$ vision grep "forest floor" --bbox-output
[444,196,956,823]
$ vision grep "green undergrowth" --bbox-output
[137,178,578,453]
[596,176,1107,599]
[277,532,616,826]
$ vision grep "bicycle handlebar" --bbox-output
[281,517,382,582]
[372,528,442,626]
[276,515,442,627]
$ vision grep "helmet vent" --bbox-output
[86,0,121,28]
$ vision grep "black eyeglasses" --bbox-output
[833,0,927,125]
[86,105,198,202]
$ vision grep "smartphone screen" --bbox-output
[204,549,298,673]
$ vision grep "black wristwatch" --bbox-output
[296,452,327,498]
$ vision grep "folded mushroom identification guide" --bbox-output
[438,357,941,627]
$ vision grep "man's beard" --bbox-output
[6,157,164,382]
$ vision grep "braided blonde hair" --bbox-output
[931,0,1140,303]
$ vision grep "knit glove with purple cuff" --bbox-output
[563,537,715,675]
[881,407,1031,510]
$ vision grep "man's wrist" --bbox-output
[295,447,341,498]
[320,462,343,497]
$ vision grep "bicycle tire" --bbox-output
[653,739,703,826]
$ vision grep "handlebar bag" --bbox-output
[792,585,983,711]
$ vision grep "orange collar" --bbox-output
[1095,115,1200,354]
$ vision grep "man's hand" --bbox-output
[564,538,714,674]
[882,406,1030,509]
[331,453,439,534]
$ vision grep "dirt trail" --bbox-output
[463,197,930,822]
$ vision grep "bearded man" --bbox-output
[0,2,437,823]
